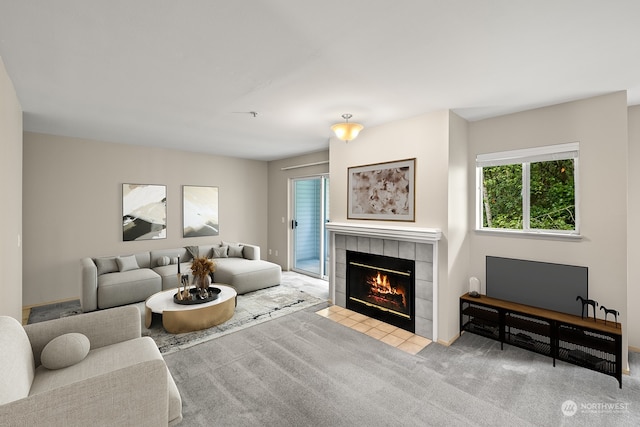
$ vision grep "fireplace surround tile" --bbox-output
[399,241,416,260]
[415,261,434,282]
[357,236,370,253]
[383,239,399,258]
[416,243,433,261]
[415,318,433,339]
[332,235,434,338]
[415,279,433,301]
[328,223,440,341]
[370,238,384,255]
[346,236,358,251]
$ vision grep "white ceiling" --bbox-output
[1,1,640,161]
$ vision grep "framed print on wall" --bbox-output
[122,183,167,241]
[183,185,219,237]
[347,158,415,221]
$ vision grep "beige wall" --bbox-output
[628,105,640,349]
[23,132,268,306]
[0,57,23,320]
[468,92,629,368]
[444,112,470,343]
[267,151,329,270]
[329,110,455,342]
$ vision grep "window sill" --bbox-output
[475,228,583,241]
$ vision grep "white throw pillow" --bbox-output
[116,255,139,272]
[157,256,170,267]
[41,333,90,370]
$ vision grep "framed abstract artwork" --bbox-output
[347,158,415,221]
[183,185,219,237]
[122,183,167,241]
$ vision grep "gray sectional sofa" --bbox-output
[81,242,281,312]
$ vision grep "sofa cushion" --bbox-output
[95,257,118,275]
[0,316,35,405]
[41,333,90,370]
[116,255,139,272]
[214,258,282,294]
[97,269,161,309]
[212,245,228,258]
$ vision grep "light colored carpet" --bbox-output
[164,306,640,427]
[27,272,328,355]
[143,281,325,354]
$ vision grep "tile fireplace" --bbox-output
[326,222,441,340]
[347,250,415,332]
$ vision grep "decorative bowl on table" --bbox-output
[173,287,221,305]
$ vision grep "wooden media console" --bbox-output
[460,293,623,388]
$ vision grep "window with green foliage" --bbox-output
[476,143,579,235]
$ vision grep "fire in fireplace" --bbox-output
[346,251,415,332]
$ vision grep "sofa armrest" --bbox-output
[80,257,98,312]
[0,359,168,426]
[241,244,260,260]
[24,306,142,368]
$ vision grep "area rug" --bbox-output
[28,281,327,355]
[143,284,326,354]
[28,299,83,324]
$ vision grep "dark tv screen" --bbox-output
[486,256,588,316]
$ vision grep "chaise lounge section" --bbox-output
[81,242,281,312]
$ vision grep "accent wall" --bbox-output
[22,132,269,307]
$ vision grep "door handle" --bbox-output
[291,220,298,229]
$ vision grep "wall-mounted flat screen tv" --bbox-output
[486,256,588,317]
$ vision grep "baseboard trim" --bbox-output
[437,332,461,347]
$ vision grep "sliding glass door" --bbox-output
[292,175,329,279]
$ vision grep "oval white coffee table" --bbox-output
[145,285,237,334]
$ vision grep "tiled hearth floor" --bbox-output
[315,305,431,355]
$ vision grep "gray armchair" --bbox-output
[0,306,182,426]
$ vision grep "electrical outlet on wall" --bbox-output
[269,249,272,255]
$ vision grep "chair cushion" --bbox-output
[41,333,90,370]
[29,337,162,395]
[0,316,35,404]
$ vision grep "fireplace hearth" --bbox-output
[347,251,415,332]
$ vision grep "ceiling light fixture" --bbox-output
[331,113,363,142]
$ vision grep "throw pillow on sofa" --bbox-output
[228,245,244,258]
[157,256,171,267]
[95,257,119,275]
[41,333,90,370]
[212,246,228,258]
[116,255,139,272]
[222,241,244,258]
